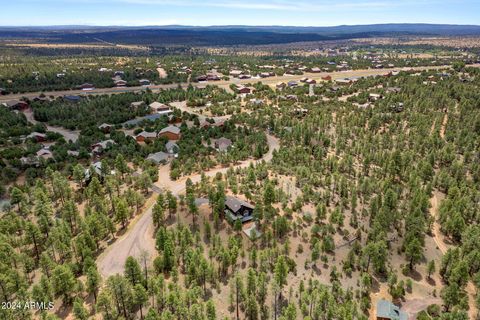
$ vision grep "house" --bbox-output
[214,137,232,152]
[276,82,286,89]
[238,74,251,79]
[225,196,255,223]
[305,79,317,85]
[0,88,6,95]
[3,100,29,110]
[207,74,220,81]
[200,119,224,129]
[376,300,407,320]
[91,139,115,154]
[79,83,95,90]
[369,93,383,101]
[146,151,169,165]
[136,131,158,143]
[287,81,298,87]
[63,95,81,103]
[159,126,181,140]
[229,70,243,77]
[36,148,53,160]
[114,71,125,77]
[114,79,127,87]
[259,72,274,78]
[130,101,145,109]
[149,101,168,111]
[234,85,253,95]
[98,123,113,133]
[386,87,402,93]
[322,75,332,81]
[27,132,47,142]
[335,78,352,85]
[85,161,115,182]
[310,67,321,73]
[196,75,208,82]
[165,141,179,155]
[139,79,151,86]
[20,156,40,166]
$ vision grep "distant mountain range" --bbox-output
[1,23,479,46]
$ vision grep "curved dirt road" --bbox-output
[97,133,279,277]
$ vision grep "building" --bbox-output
[149,101,171,113]
[158,126,181,140]
[310,67,321,73]
[79,83,95,90]
[114,79,127,87]
[287,81,298,87]
[225,196,255,223]
[146,151,169,165]
[3,100,29,110]
[98,123,113,133]
[376,300,408,320]
[36,148,53,160]
[63,95,81,103]
[130,101,145,109]
[234,85,253,94]
[136,131,158,143]
[139,79,151,86]
[91,139,115,154]
[27,132,47,142]
[321,75,332,81]
[369,93,383,101]
[214,137,232,152]
[165,141,179,155]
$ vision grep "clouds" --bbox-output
[2,0,478,26]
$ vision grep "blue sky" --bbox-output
[2,0,480,26]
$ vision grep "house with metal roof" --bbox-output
[225,196,254,223]
[376,300,408,320]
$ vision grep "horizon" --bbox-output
[2,0,480,27]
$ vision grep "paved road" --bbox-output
[2,64,476,103]
[97,132,279,277]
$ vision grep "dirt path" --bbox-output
[429,108,477,318]
[23,109,80,142]
[96,133,280,277]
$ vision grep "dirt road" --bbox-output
[22,109,80,142]
[3,64,478,103]
[97,132,279,277]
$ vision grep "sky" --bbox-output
[1,0,480,27]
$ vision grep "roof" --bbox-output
[165,141,179,153]
[130,101,145,107]
[146,151,169,164]
[137,131,157,139]
[98,123,112,129]
[215,137,232,151]
[92,139,115,149]
[376,300,408,320]
[150,101,169,109]
[159,125,180,135]
[225,196,254,212]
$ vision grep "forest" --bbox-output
[0,48,479,320]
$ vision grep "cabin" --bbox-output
[36,148,53,160]
[63,95,81,103]
[114,79,127,87]
[27,132,47,143]
[225,197,255,223]
[3,100,29,110]
[79,83,95,90]
[165,141,179,155]
[98,123,113,133]
[158,126,181,141]
[130,101,145,109]
[146,151,169,165]
[376,300,407,320]
[136,131,158,143]
[91,139,115,154]
[214,137,232,152]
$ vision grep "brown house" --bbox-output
[3,100,29,110]
[158,126,181,141]
[136,131,158,143]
